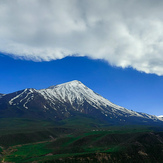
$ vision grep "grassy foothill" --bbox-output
[2,127,156,163]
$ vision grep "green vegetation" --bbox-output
[0,146,2,153]
[0,117,163,162]
[4,142,52,163]
[1,127,156,163]
[0,118,76,147]
[60,115,110,129]
[0,118,55,135]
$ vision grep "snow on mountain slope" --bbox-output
[39,80,123,110]
[39,80,160,121]
[1,80,162,123]
[157,115,163,121]
[8,88,38,109]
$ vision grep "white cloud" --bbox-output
[1,0,163,75]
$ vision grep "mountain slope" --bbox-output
[0,80,162,125]
[158,115,163,121]
[0,93,4,98]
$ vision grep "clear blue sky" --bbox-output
[0,53,163,116]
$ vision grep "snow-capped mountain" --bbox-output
[157,115,163,121]
[0,80,162,125]
[158,115,163,118]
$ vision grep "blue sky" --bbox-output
[0,0,163,116]
[0,54,163,116]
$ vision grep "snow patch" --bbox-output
[9,89,27,105]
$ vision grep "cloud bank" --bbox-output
[1,0,163,75]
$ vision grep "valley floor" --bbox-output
[1,127,163,163]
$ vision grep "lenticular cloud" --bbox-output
[1,0,163,75]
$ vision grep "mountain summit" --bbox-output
[40,80,124,111]
[0,80,162,125]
